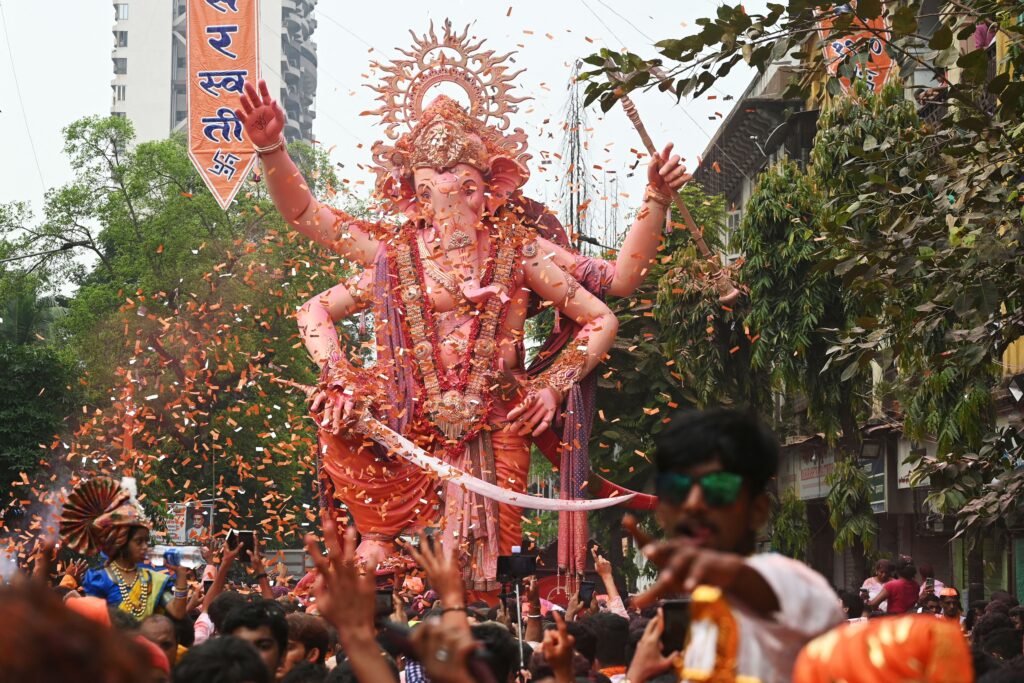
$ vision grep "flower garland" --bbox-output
[392,214,523,451]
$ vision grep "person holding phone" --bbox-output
[624,409,843,682]
[60,478,190,621]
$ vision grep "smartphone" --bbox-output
[578,580,596,606]
[497,553,537,582]
[375,589,393,618]
[227,530,255,562]
[661,599,692,653]
[203,579,214,593]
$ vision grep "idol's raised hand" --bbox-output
[648,142,691,195]
[235,79,286,149]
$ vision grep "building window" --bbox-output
[113,85,126,101]
[114,3,128,20]
[112,111,126,118]
[114,30,128,48]
[113,57,127,75]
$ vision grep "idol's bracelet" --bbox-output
[643,184,672,209]
[529,346,588,402]
[319,352,356,389]
[529,378,566,405]
[254,136,285,156]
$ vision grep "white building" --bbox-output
[110,0,317,144]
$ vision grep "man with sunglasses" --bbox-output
[624,409,843,683]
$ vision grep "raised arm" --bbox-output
[510,244,618,435]
[297,269,373,368]
[297,269,375,433]
[236,80,379,265]
[536,143,690,298]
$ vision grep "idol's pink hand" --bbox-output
[235,79,286,148]
[648,142,690,194]
[509,387,561,437]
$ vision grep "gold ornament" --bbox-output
[445,229,473,252]
[366,20,532,193]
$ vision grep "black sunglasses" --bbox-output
[656,471,745,507]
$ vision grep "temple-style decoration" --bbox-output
[238,19,691,588]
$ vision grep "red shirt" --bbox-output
[884,578,920,614]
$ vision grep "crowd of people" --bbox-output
[2,409,1022,682]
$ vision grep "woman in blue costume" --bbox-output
[60,478,189,620]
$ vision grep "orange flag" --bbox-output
[187,0,259,209]
[815,1,895,94]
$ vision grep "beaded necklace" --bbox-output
[109,562,151,619]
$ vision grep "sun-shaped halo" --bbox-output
[362,19,530,139]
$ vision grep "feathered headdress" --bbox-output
[59,477,148,557]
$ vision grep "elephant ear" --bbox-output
[486,155,530,213]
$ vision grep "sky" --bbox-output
[0,0,769,247]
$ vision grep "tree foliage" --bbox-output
[825,457,877,555]
[769,487,812,560]
[0,341,79,501]
[582,0,1024,545]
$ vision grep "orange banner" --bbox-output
[816,2,894,94]
[188,0,259,209]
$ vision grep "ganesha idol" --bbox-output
[235,22,690,587]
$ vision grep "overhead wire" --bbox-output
[0,1,46,193]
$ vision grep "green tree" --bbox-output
[769,487,811,560]
[580,0,1024,548]
[825,457,877,557]
[0,342,79,500]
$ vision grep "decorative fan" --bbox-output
[59,477,131,555]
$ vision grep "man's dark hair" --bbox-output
[108,607,141,632]
[654,409,779,495]
[169,612,195,648]
[471,622,520,683]
[172,636,270,683]
[978,658,1024,683]
[209,590,250,633]
[585,612,630,667]
[982,628,1024,661]
[895,557,917,581]
[991,591,1018,608]
[974,614,1014,644]
[837,589,865,618]
[286,613,330,665]
[565,620,597,664]
[222,599,288,656]
[326,654,399,683]
[281,661,328,683]
[626,619,650,664]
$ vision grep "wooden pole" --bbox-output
[615,89,741,305]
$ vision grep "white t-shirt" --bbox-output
[681,553,844,683]
[860,576,887,612]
